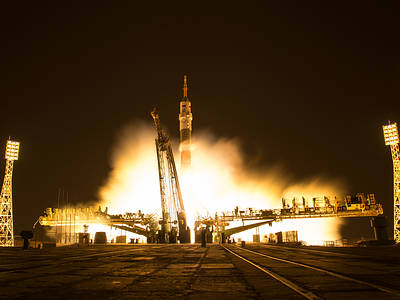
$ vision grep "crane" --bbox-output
[151,108,190,243]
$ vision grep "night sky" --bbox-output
[1,3,399,238]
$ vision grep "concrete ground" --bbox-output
[0,243,399,299]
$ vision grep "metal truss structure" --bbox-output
[151,108,190,243]
[383,122,400,242]
[38,207,155,238]
[196,193,383,241]
[38,194,383,244]
[0,140,20,247]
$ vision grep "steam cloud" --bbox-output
[98,121,346,244]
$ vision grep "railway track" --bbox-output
[257,243,400,264]
[259,244,363,258]
[222,244,400,299]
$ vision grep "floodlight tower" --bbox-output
[0,139,20,247]
[383,122,400,242]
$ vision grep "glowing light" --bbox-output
[83,223,145,244]
[99,123,160,214]
[383,123,399,146]
[5,140,19,161]
[99,123,344,245]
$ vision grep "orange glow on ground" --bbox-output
[81,224,144,243]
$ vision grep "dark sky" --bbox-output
[1,3,399,238]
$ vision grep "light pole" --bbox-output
[0,139,20,247]
[383,122,400,242]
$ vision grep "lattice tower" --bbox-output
[0,140,20,247]
[151,108,189,243]
[390,143,400,242]
[383,123,400,242]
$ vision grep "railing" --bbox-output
[216,204,383,222]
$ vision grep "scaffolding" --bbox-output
[203,193,383,242]
[37,207,155,242]
[38,193,383,244]
[0,140,20,247]
[152,108,190,243]
[383,122,400,242]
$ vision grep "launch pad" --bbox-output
[37,192,383,245]
[35,77,386,246]
[1,243,400,299]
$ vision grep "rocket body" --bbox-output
[179,76,192,171]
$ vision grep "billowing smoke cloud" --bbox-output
[99,122,346,244]
[98,122,160,214]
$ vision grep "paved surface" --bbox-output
[0,243,399,299]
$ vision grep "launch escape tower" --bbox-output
[179,75,193,171]
[0,140,20,247]
[383,122,400,243]
[151,108,190,243]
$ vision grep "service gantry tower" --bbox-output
[179,75,193,171]
[151,108,190,243]
[0,139,20,247]
[383,122,400,242]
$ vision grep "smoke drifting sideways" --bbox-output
[98,122,346,244]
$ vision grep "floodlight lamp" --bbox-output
[383,123,399,146]
[5,140,20,161]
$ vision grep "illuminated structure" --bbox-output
[37,207,158,243]
[38,193,383,244]
[383,122,400,242]
[0,140,20,247]
[179,75,193,171]
[201,193,383,242]
[152,108,190,243]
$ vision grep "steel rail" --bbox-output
[232,245,400,297]
[222,245,322,300]
[259,244,364,259]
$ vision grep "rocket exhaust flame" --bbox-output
[98,123,345,245]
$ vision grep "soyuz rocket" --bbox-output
[179,75,193,171]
